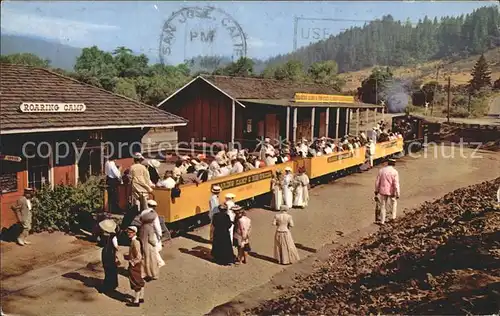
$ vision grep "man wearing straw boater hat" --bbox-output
[11,187,34,246]
[129,152,153,212]
[374,158,400,225]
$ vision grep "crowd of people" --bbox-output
[99,199,165,307]
[103,120,403,208]
[93,120,406,306]
[208,188,300,266]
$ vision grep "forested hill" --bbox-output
[266,6,500,73]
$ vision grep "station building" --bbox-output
[0,63,187,228]
[157,75,384,149]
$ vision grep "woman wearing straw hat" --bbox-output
[209,185,222,241]
[273,205,300,265]
[282,167,294,208]
[139,211,160,280]
[99,219,119,293]
[233,205,251,264]
[293,167,310,208]
[270,170,284,211]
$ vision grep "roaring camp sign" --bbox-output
[19,103,86,113]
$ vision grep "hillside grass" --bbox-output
[339,48,500,91]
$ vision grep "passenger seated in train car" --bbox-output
[324,141,333,154]
[219,161,231,177]
[146,159,161,185]
[209,156,222,179]
[378,130,390,142]
[180,166,202,185]
[197,169,209,182]
[260,138,276,166]
[295,138,309,158]
[359,131,368,145]
[243,156,256,171]
[353,137,361,149]
[307,143,317,157]
[172,160,183,183]
[156,170,176,189]
[230,158,244,174]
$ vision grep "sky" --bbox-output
[1,1,498,65]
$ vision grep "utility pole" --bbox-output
[431,65,441,116]
[447,76,451,123]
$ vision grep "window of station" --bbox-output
[26,155,50,190]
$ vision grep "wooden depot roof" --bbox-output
[201,75,341,99]
[0,63,187,135]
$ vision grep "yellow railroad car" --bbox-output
[116,139,403,233]
[152,161,294,224]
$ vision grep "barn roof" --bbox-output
[0,63,187,134]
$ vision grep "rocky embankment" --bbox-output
[248,178,500,315]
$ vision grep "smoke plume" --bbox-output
[381,79,411,113]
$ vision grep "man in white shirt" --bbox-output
[157,170,176,189]
[104,158,121,213]
[230,159,244,174]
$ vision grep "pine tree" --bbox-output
[469,53,492,92]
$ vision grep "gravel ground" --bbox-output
[1,147,499,316]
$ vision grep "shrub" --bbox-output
[442,107,470,118]
[31,176,104,233]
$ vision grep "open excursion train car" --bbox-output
[116,138,403,233]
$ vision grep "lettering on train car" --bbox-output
[215,170,273,190]
[327,152,354,163]
[380,141,398,148]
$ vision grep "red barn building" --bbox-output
[0,64,187,229]
[158,75,383,149]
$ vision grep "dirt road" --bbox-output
[2,147,499,316]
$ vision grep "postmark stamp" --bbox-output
[159,6,247,68]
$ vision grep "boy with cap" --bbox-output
[124,226,145,307]
[11,188,34,246]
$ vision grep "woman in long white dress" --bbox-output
[293,167,310,208]
[224,193,236,244]
[282,167,294,208]
[270,170,283,211]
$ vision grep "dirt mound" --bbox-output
[248,178,500,315]
[439,123,500,151]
